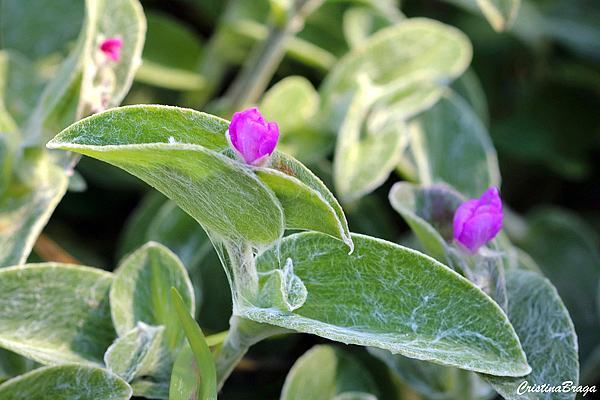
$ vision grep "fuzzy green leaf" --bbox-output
[322,18,472,201]
[0,363,132,400]
[0,263,115,365]
[25,0,146,145]
[48,105,351,247]
[110,242,195,351]
[0,158,68,268]
[482,269,579,400]
[105,323,171,399]
[407,91,500,199]
[246,232,530,377]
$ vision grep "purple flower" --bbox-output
[229,108,279,166]
[453,187,504,254]
[100,37,123,61]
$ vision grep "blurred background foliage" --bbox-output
[2,0,599,398]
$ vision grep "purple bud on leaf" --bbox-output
[229,108,279,166]
[100,37,123,61]
[453,187,504,254]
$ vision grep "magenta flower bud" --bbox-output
[228,107,279,166]
[100,37,123,61]
[453,187,504,254]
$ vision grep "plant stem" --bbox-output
[219,0,326,113]
[213,316,284,389]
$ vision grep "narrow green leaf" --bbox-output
[475,0,521,32]
[171,287,217,400]
[169,344,200,400]
[0,363,132,400]
[47,105,285,245]
[0,263,115,365]
[281,345,378,400]
[482,270,579,400]
[247,232,530,377]
[407,91,500,199]
[110,242,195,351]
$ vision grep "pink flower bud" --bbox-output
[229,108,279,166]
[453,187,504,254]
[100,37,123,61]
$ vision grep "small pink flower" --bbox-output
[229,108,279,166]
[100,37,123,61]
[453,187,504,254]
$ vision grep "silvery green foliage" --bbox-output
[481,270,579,400]
[0,0,145,269]
[0,364,132,400]
[250,232,529,376]
[0,263,115,365]
[319,18,473,202]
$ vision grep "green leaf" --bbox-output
[0,363,132,400]
[407,91,500,199]
[247,232,530,377]
[320,17,472,133]
[321,18,472,201]
[389,182,465,263]
[110,242,195,351]
[105,323,171,399]
[0,263,115,365]
[24,0,146,145]
[48,105,352,248]
[47,105,285,246]
[281,345,378,400]
[342,6,395,49]
[482,269,579,400]
[255,151,352,250]
[118,192,231,332]
[389,182,508,310]
[0,0,84,60]
[509,207,600,359]
[0,157,68,268]
[169,344,201,400]
[369,347,494,400]
[171,287,217,400]
[332,75,411,202]
[475,0,521,32]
